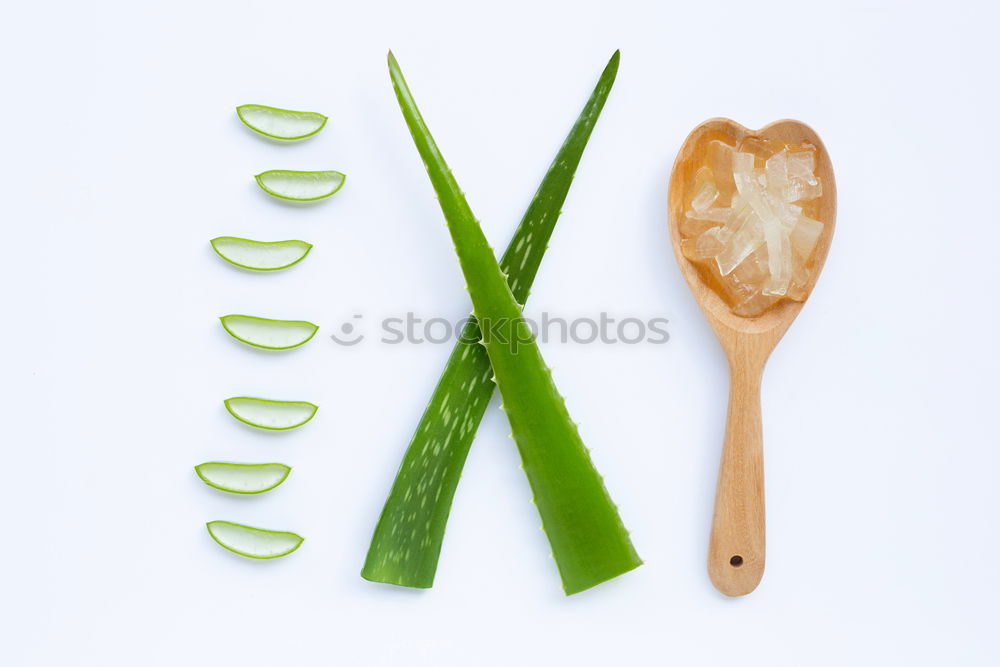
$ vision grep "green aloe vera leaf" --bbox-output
[362,51,622,590]
[195,462,291,494]
[255,170,345,201]
[224,396,318,430]
[381,51,640,595]
[210,237,313,271]
[206,521,303,558]
[236,104,328,140]
[219,314,319,350]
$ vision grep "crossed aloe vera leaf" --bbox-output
[363,51,639,595]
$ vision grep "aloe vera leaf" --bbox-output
[255,170,345,201]
[206,521,303,558]
[219,314,319,350]
[379,52,640,595]
[195,462,291,494]
[236,104,327,140]
[362,52,622,590]
[210,237,313,271]
[224,396,318,430]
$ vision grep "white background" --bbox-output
[2,0,998,664]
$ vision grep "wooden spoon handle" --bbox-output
[708,361,765,596]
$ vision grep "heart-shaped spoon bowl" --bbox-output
[668,118,836,596]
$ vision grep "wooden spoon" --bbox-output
[667,119,836,596]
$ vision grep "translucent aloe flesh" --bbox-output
[224,397,318,430]
[237,104,328,140]
[210,237,312,271]
[363,52,622,591]
[255,170,345,201]
[373,52,640,595]
[206,521,303,558]
[195,462,291,494]
[219,314,319,350]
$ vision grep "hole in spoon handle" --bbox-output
[708,361,766,596]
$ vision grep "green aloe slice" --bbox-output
[224,397,318,430]
[219,314,318,350]
[195,462,291,494]
[382,52,640,595]
[363,52,621,590]
[210,237,313,271]
[255,170,345,201]
[206,521,303,558]
[237,104,328,140]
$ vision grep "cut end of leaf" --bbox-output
[210,237,312,271]
[255,170,345,201]
[236,104,327,140]
[219,314,319,350]
[360,568,434,589]
[224,396,318,430]
[195,462,291,494]
[206,521,303,558]
[561,556,643,596]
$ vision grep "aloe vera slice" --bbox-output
[206,521,303,558]
[382,52,640,595]
[224,397,318,430]
[195,462,291,494]
[255,170,345,201]
[220,314,318,350]
[210,237,313,271]
[363,52,621,590]
[237,104,328,140]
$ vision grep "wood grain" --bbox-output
[667,119,837,596]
